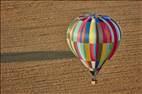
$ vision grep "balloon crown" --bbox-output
[78,13,111,21]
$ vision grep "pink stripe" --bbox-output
[90,44,95,61]
[105,26,112,43]
[77,22,83,42]
[104,22,112,43]
[96,42,99,60]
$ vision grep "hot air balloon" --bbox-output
[66,13,122,85]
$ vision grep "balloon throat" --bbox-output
[90,70,98,81]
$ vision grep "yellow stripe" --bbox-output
[89,18,96,44]
[100,44,107,63]
[84,43,91,61]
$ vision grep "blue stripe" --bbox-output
[95,61,99,69]
[101,16,108,21]
[85,21,91,43]
[95,18,99,24]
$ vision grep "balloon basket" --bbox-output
[91,79,97,85]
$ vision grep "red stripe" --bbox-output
[105,24,112,43]
[90,44,95,61]
[100,21,107,43]
[104,21,112,43]
[99,18,112,43]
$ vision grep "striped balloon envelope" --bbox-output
[66,13,122,83]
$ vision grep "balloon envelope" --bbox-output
[66,14,122,80]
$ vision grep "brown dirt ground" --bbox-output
[1,1,142,94]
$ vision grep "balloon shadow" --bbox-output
[1,51,75,63]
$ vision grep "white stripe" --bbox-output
[80,59,93,71]
[91,61,96,70]
[110,20,121,41]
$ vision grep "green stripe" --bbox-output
[72,21,82,42]
[78,42,86,61]
[107,43,114,60]
[67,18,78,39]
[97,43,114,68]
